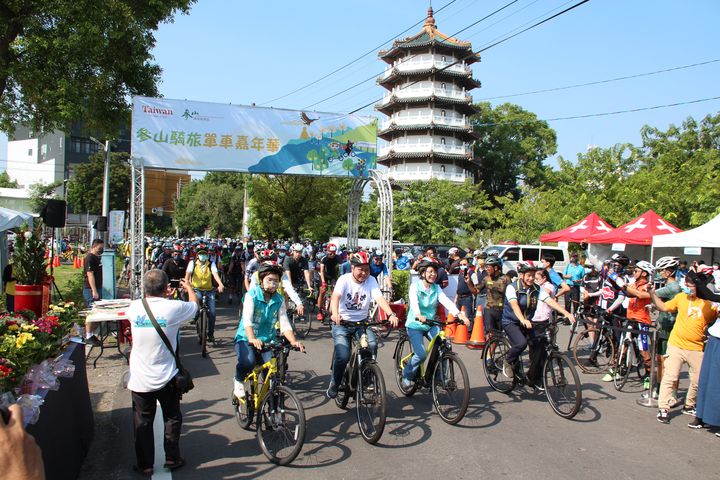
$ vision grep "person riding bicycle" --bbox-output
[502,261,574,389]
[401,258,469,388]
[162,247,188,300]
[283,243,313,295]
[475,255,510,333]
[184,248,225,343]
[249,250,306,316]
[621,260,655,383]
[232,262,305,401]
[370,250,393,292]
[317,243,341,321]
[327,251,398,398]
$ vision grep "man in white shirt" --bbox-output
[327,251,398,398]
[127,270,197,476]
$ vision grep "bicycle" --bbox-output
[612,317,651,391]
[317,281,335,325]
[117,257,131,288]
[370,289,396,339]
[393,318,470,424]
[232,341,306,465]
[332,319,388,444]
[572,307,616,374]
[195,291,211,358]
[288,286,315,339]
[482,316,582,419]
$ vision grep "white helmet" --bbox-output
[655,256,679,271]
[291,243,304,252]
[635,260,655,276]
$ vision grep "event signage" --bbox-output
[108,210,125,245]
[683,247,702,256]
[131,96,378,177]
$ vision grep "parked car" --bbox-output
[483,243,569,274]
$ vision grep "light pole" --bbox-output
[89,137,111,243]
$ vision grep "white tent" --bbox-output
[1,207,34,294]
[652,213,720,264]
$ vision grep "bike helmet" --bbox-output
[327,243,338,253]
[258,261,284,277]
[416,257,440,275]
[259,249,277,262]
[516,261,539,273]
[485,255,502,267]
[373,249,384,258]
[349,250,370,266]
[291,243,303,252]
[635,260,655,276]
[655,256,679,271]
[610,253,630,266]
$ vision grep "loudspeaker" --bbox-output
[94,216,107,232]
[41,199,67,228]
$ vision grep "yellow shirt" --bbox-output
[191,261,214,291]
[665,293,717,351]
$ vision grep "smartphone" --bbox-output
[0,406,9,424]
[169,279,181,288]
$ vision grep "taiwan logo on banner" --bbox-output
[131,96,378,177]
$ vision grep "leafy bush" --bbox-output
[391,270,410,303]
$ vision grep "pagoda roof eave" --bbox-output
[378,151,475,162]
[378,124,476,140]
[378,68,481,89]
[376,96,478,115]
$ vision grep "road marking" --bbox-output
[152,401,172,480]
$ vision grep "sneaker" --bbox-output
[207,335,215,342]
[326,382,338,399]
[85,335,102,347]
[688,417,706,429]
[233,379,245,400]
[656,409,669,424]
[401,378,413,389]
[682,406,697,416]
[601,369,615,382]
[529,382,545,393]
[715,432,720,438]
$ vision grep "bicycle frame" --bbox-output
[397,329,447,384]
[239,355,279,412]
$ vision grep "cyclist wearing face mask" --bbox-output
[162,247,188,299]
[454,257,476,330]
[232,262,305,400]
[185,248,225,343]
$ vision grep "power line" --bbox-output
[471,95,720,127]
[477,58,720,100]
[347,0,591,114]
[259,0,460,106]
[304,0,522,110]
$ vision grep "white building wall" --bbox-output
[6,138,64,188]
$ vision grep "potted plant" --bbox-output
[12,223,48,317]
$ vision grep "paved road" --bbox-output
[80,300,719,480]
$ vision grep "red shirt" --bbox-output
[627,279,651,324]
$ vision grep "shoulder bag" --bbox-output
[141,298,194,395]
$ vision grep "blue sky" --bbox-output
[2,0,718,171]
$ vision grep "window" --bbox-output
[441,82,446,90]
[503,248,519,262]
[440,137,446,145]
[441,110,446,117]
[441,55,447,62]
[28,149,33,156]
[541,248,565,262]
[521,248,540,261]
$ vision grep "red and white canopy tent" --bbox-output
[539,212,615,243]
[586,210,683,262]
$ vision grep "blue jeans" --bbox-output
[234,341,273,381]
[331,323,378,386]
[194,289,217,336]
[403,325,441,381]
[83,288,96,308]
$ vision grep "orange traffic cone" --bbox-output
[467,306,486,349]
[443,310,456,339]
[453,306,469,344]
[53,256,61,267]
[73,257,79,269]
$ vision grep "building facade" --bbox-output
[376,7,480,183]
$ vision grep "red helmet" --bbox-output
[259,249,277,261]
[349,251,370,266]
[327,243,338,253]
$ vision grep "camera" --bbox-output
[169,279,181,288]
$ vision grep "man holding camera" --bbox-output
[126,270,198,476]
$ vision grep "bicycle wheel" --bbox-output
[613,341,633,391]
[234,385,254,430]
[573,328,615,374]
[543,352,582,419]
[482,336,515,394]
[293,310,310,339]
[200,310,208,357]
[256,385,306,465]
[355,362,387,444]
[394,336,418,397]
[431,353,470,425]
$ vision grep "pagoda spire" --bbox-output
[424,4,436,29]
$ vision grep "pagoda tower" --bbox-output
[376,6,480,183]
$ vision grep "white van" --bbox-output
[483,244,570,274]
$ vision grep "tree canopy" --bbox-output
[0,171,18,188]
[0,0,195,136]
[66,152,131,214]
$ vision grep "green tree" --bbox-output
[175,180,244,237]
[0,1,196,135]
[66,152,131,213]
[28,180,62,213]
[248,175,351,241]
[471,102,557,203]
[0,171,18,188]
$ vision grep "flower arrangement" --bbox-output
[0,302,79,394]
[12,223,48,286]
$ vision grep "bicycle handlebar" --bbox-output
[338,319,389,328]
